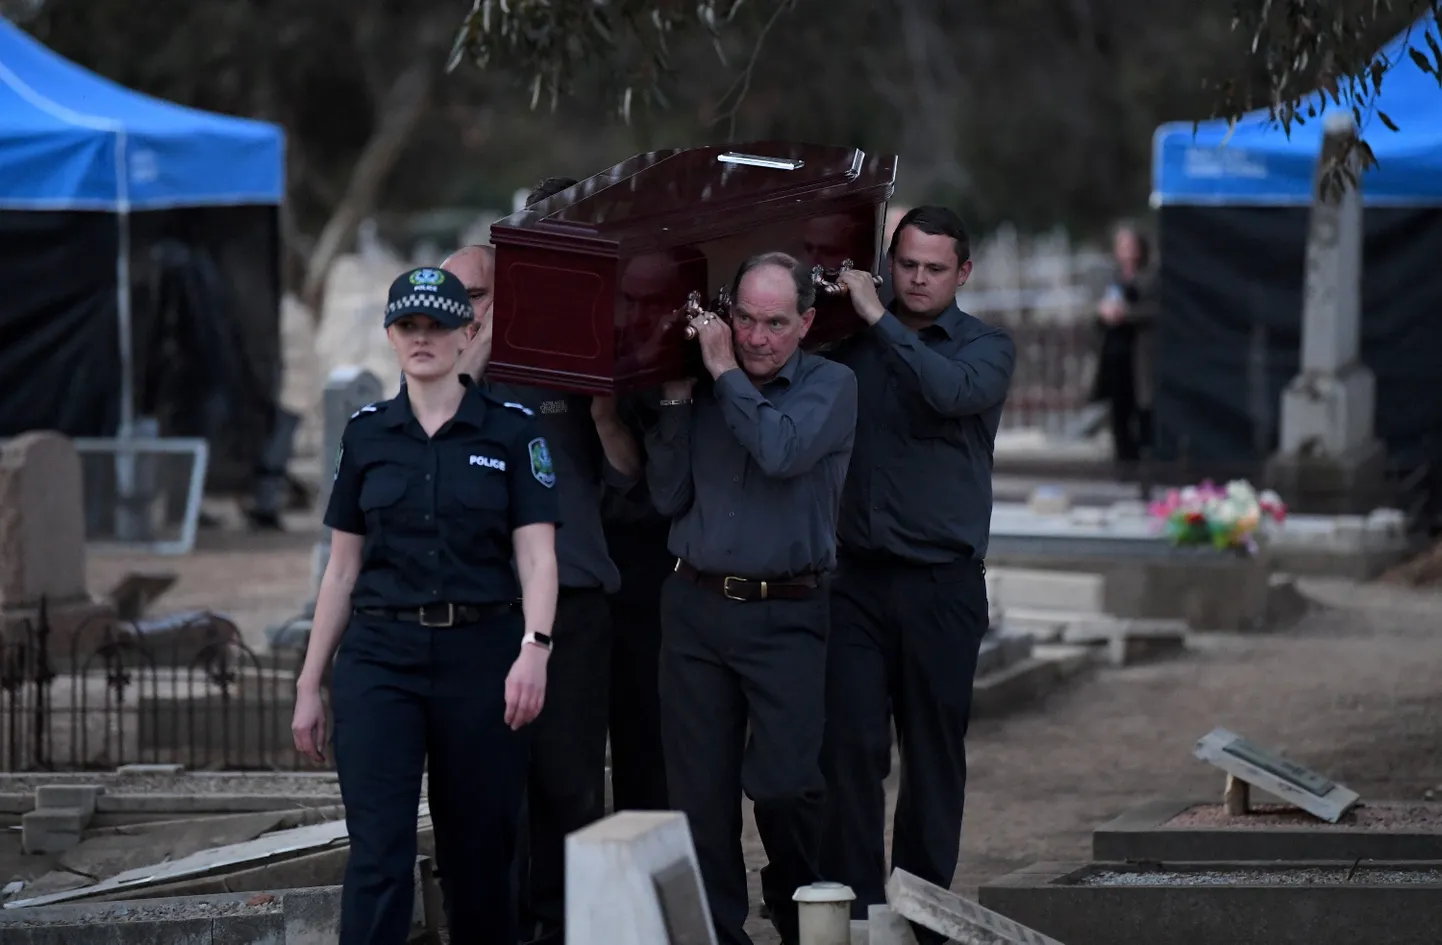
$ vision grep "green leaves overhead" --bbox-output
[1206,0,1442,199]
[447,0,755,120]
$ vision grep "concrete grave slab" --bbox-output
[971,645,1093,720]
[986,569,1106,615]
[1094,798,1442,862]
[867,903,919,945]
[886,868,1065,945]
[979,860,1442,945]
[1194,727,1359,823]
[565,811,716,945]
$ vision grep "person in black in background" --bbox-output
[290,266,560,945]
[820,206,1016,945]
[493,176,647,945]
[1091,220,1158,468]
[649,251,858,945]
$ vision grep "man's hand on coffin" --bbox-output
[691,309,739,380]
[839,269,887,326]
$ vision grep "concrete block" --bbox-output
[565,811,716,945]
[116,764,186,776]
[35,785,103,818]
[1093,798,1442,863]
[866,904,918,945]
[979,860,1442,945]
[972,646,1093,720]
[987,568,1106,614]
[22,807,84,854]
[885,868,1063,944]
[849,918,870,945]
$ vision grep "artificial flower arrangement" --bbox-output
[1147,479,1287,555]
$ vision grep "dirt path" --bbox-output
[742,578,1442,943]
[79,531,1442,943]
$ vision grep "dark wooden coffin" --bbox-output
[487,141,898,394]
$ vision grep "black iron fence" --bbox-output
[0,600,321,773]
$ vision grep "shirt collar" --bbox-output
[885,298,965,339]
[771,348,803,387]
[380,375,488,429]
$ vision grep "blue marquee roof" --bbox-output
[1152,13,1442,207]
[0,17,284,211]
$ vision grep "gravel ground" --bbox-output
[1165,801,1442,830]
[1076,866,1442,887]
[73,531,1442,942]
[0,772,340,796]
[0,895,282,926]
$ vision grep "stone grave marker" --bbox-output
[0,431,88,608]
[565,811,716,945]
[886,868,1066,945]
[305,366,383,618]
[1193,727,1359,823]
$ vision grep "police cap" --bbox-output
[383,267,473,329]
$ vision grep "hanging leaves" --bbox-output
[1206,0,1442,197]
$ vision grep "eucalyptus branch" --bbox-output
[708,0,796,140]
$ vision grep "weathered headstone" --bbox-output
[885,869,1065,945]
[565,811,716,945]
[0,432,114,651]
[307,367,383,611]
[1193,726,1359,823]
[1267,110,1387,512]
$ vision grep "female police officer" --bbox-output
[290,266,561,945]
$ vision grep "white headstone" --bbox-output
[885,870,1065,945]
[1193,726,1359,823]
[565,811,716,945]
[1278,111,1376,457]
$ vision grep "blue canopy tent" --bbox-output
[1143,12,1442,507]
[0,16,287,492]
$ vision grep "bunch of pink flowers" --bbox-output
[1147,479,1287,555]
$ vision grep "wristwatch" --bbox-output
[522,631,552,651]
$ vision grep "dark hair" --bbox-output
[887,205,971,265]
[526,176,579,207]
[1111,219,1152,269]
[729,251,816,314]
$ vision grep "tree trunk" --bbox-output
[299,58,436,321]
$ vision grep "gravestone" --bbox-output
[1193,727,1359,823]
[0,432,114,650]
[886,868,1066,945]
[565,811,716,945]
[1266,111,1387,513]
[309,368,383,608]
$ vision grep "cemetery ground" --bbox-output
[73,513,1442,945]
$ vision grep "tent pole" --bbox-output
[113,131,140,540]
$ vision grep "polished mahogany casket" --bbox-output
[487,141,898,395]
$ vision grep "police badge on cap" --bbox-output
[384,267,473,329]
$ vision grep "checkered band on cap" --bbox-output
[386,293,471,320]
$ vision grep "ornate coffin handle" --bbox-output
[680,289,733,340]
[811,259,884,296]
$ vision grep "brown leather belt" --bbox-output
[673,560,819,601]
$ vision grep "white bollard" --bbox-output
[794,881,856,945]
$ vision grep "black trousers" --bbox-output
[331,612,530,945]
[659,573,828,945]
[819,555,988,942]
[604,523,671,812]
[518,588,613,945]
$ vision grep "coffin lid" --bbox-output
[491,141,897,253]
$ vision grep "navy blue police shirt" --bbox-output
[324,375,561,608]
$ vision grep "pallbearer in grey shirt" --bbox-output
[818,206,1016,945]
[646,251,857,945]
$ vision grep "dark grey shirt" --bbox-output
[829,304,1015,563]
[487,382,633,593]
[645,351,858,578]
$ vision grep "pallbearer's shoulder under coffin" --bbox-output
[487,141,899,395]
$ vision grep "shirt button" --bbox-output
[728,511,735,517]
[429,550,437,556]
[732,476,739,482]
[425,474,432,481]
[431,589,440,596]
[424,514,432,521]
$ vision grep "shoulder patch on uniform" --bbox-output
[528,437,556,488]
[332,444,344,480]
[348,403,379,421]
[502,401,535,417]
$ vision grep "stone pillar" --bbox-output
[1266,111,1387,513]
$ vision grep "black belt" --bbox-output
[354,602,514,627]
[673,560,819,602]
